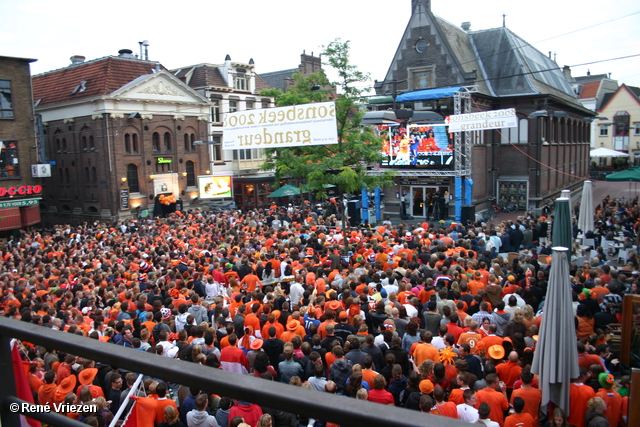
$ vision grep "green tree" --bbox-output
[259,38,395,211]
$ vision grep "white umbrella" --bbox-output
[531,247,579,417]
[577,180,594,234]
[589,147,629,158]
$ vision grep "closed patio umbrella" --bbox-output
[531,247,579,416]
[551,197,572,250]
[577,180,594,235]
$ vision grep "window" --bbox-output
[132,134,139,153]
[92,167,97,185]
[211,100,221,123]
[0,80,13,118]
[262,101,270,109]
[155,158,172,173]
[246,101,254,110]
[82,136,88,151]
[635,123,640,136]
[599,125,609,137]
[84,167,90,186]
[408,66,435,91]
[125,134,132,154]
[185,160,196,187]
[0,140,19,178]
[229,100,238,113]
[234,72,250,91]
[152,132,160,151]
[211,135,223,162]
[518,119,528,143]
[126,164,140,193]
[89,136,94,150]
[184,133,195,152]
[233,149,252,160]
[163,132,172,152]
[500,127,519,144]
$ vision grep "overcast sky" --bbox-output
[2,0,639,95]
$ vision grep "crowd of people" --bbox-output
[1,196,638,427]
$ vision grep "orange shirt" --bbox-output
[510,387,542,425]
[154,398,178,425]
[568,383,595,427]
[410,342,439,366]
[504,412,534,427]
[239,273,262,293]
[496,361,522,389]
[261,321,284,340]
[362,369,378,389]
[595,389,623,427]
[431,402,458,418]
[457,332,482,353]
[468,280,485,295]
[476,388,509,426]
[448,387,469,405]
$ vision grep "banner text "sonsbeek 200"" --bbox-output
[222,101,338,150]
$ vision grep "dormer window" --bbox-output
[234,72,250,91]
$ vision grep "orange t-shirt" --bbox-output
[568,383,595,427]
[504,412,534,427]
[510,387,542,425]
[476,388,509,426]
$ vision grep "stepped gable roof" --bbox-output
[33,57,162,107]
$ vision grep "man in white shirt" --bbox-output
[289,277,305,309]
[457,389,479,422]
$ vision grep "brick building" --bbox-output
[370,0,593,221]
[0,55,43,232]
[32,50,210,222]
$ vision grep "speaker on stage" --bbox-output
[461,205,475,224]
[347,200,361,227]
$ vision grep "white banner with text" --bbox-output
[445,108,517,132]
[222,101,338,150]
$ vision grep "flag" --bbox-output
[120,396,156,427]
[11,341,40,427]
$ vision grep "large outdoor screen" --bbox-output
[198,175,233,199]
[377,123,454,169]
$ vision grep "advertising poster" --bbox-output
[497,180,528,210]
[377,123,454,169]
[198,175,232,199]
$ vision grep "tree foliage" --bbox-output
[259,38,395,200]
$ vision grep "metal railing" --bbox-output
[0,317,470,427]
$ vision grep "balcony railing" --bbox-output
[0,317,469,427]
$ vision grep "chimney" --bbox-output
[69,55,85,66]
[118,49,135,59]
[461,22,471,31]
[562,65,574,83]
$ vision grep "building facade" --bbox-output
[370,0,593,220]
[0,56,43,233]
[32,51,211,222]
[174,55,283,210]
[597,84,640,166]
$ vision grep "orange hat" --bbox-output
[338,311,348,319]
[419,379,434,394]
[286,320,298,331]
[326,300,341,311]
[36,289,48,299]
[487,345,505,360]
[272,310,281,319]
[57,375,77,395]
[79,368,98,386]
[52,361,60,372]
[250,339,263,351]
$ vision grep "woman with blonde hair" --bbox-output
[256,414,273,427]
[521,305,536,329]
[585,397,609,427]
[158,405,184,427]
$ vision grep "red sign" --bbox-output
[0,185,43,197]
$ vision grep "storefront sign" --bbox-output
[222,101,338,150]
[0,185,42,197]
[446,108,517,132]
[0,198,40,208]
[157,157,172,164]
[120,189,129,210]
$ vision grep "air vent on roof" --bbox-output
[70,55,86,66]
[118,49,136,59]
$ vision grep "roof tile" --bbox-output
[33,57,162,107]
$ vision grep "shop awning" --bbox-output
[396,86,462,102]
[368,96,394,105]
[0,208,22,231]
[20,205,41,226]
